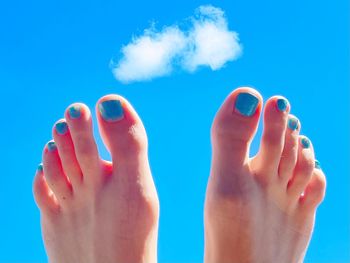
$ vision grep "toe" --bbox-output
[96,95,148,162]
[287,136,315,200]
[53,119,83,186]
[65,103,101,184]
[96,95,158,218]
[278,115,301,184]
[252,96,290,181]
[33,163,60,214]
[43,140,73,204]
[211,87,262,167]
[300,166,326,210]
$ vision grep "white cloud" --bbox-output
[111,5,242,83]
[183,5,242,72]
[112,27,187,83]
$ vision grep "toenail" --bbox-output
[69,105,81,119]
[98,99,124,122]
[37,163,43,172]
[288,117,299,131]
[55,121,68,135]
[300,137,311,149]
[276,98,288,112]
[47,141,57,152]
[234,92,259,117]
[315,160,321,169]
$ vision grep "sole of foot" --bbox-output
[33,95,159,263]
[205,87,326,263]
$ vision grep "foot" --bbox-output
[204,87,326,263]
[33,96,159,263]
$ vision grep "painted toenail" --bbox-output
[99,100,124,122]
[47,141,57,152]
[69,105,81,119]
[301,137,311,148]
[234,92,259,117]
[276,98,288,112]
[315,160,321,169]
[55,121,68,135]
[37,163,43,172]
[288,117,299,131]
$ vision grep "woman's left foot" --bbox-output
[204,87,326,263]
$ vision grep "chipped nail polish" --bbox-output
[276,98,288,112]
[37,163,43,172]
[301,137,311,149]
[69,105,81,119]
[47,141,57,152]
[234,92,259,117]
[288,117,299,131]
[98,100,124,122]
[315,160,321,169]
[55,121,68,135]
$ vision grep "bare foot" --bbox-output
[204,87,326,263]
[33,96,159,263]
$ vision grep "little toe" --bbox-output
[42,140,73,204]
[65,103,101,184]
[252,96,290,181]
[96,95,148,162]
[287,136,315,200]
[278,115,301,184]
[53,119,83,186]
[211,87,262,168]
[33,163,60,214]
[299,164,326,210]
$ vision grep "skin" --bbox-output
[204,87,326,263]
[33,95,159,263]
[33,87,326,263]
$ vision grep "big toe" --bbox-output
[97,95,148,161]
[211,87,262,168]
[96,95,158,213]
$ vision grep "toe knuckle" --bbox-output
[299,157,314,173]
[313,172,327,191]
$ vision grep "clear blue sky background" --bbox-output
[0,0,349,262]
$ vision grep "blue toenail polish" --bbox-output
[276,98,288,112]
[301,137,311,149]
[98,100,124,122]
[69,105,81,119]
[315,160,321,169]
[288,117,299,131]
[37,163,43,172]
[55,121,68,135]
[234,92,259,117]
[47,141,57,152]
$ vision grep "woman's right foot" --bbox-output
[205,87,326,263]
[33,95,159,263]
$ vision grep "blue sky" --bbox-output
[0,0,349,262]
